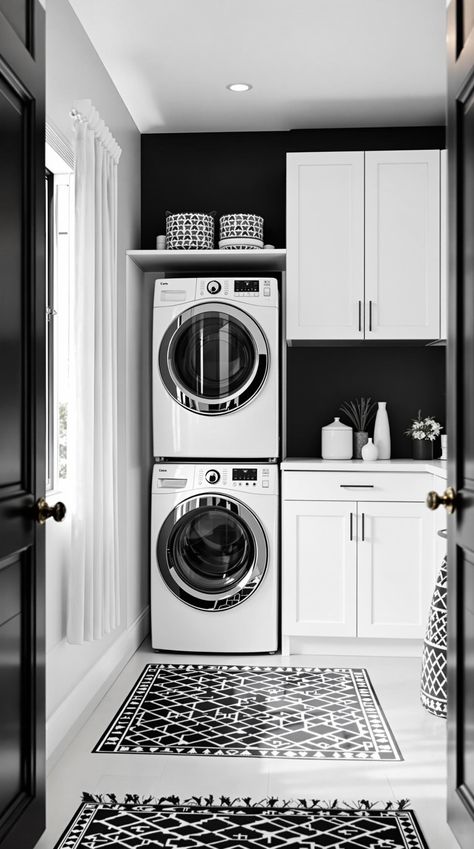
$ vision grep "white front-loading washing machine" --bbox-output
[150,462,278,653]
[152,277,279,459]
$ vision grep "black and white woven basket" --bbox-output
[220,213,264,241]
[166,212,215,250]
[420,556,447,718]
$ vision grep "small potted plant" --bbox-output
[339,397,377,459]
[405,411,442,460]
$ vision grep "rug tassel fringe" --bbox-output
[81,792,411,811]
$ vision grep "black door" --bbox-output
[0,2,46,847]
[446,1,474,846]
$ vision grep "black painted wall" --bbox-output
[141,126,445,249]
[287,345,446,459]
[142,125,447,459]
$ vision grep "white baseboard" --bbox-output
[282,635,423,658]
[46,606,149,770]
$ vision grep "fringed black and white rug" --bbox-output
[54,796,428,849]
[93,664,402,760]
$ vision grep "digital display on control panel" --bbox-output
[232,468,258,481]
[234,280,260,293]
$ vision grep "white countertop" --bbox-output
[281,458,448,478]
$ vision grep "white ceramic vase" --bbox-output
[374,401,391,459]
[361,437,379,461]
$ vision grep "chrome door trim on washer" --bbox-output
[158,303,269,415]
[157,495,268,611]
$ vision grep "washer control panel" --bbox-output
[195,464,277,493]
[153,464,278,495]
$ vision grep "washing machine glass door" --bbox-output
[159,304,269,414]
[158,495,268,610]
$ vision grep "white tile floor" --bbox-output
[36,641,460,849]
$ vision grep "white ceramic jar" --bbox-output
[321,417,353,460]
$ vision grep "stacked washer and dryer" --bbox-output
[151,275,280,653]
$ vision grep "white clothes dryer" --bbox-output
[150,462,278,653]
[152,277,279,459]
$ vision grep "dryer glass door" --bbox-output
[158,496,268,610]
[159,304,268,414]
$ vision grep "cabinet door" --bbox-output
[286,152,364,340]
[440,149,447,340]
[282,500,357,637]
[365,150,440,340]
[357,502,436,639]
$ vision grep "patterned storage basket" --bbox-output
[420,555,447,718]
[220,213,264,241]
[166,212,215,250]
[219,244,262,250]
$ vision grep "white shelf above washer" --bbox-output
[127,249,286,272]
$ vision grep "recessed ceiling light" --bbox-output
[227,83,253,92]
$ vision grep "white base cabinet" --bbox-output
[282,501,357,637]
[357,502,435,639]
[282,471,436,644]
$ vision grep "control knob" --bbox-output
[205,469,220,484]
[206,280,222,295]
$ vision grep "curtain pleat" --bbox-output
[67,102,121,644]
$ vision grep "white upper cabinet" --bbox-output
[365,150,440,340]
[286,152,364,340]
[440,149,447,340]
[286,149,441,341]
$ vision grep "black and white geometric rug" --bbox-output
[53,796,428,849]
[93,664,402,761]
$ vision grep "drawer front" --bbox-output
[282,471,430,502]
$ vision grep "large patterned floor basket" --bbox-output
[420,555,447,718]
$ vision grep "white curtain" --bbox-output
[67,100,122,644]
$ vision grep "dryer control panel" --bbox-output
[153,277,279,308]
[197,277,278,307]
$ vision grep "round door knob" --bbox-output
[426,486,457,514]
[206,280,222,295]
[34,497,67,525]
[205,469,220,484]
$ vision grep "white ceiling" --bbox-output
[68,0,447,133]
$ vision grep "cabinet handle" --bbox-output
[361,512,365,541]
[358,300,362,332]
[369,300,373,331]
[340,484,374,488]
[350,512,353,541]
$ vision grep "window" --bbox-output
[45,148,74,492]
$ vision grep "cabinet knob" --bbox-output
[426,486,457,514]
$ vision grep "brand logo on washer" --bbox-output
[159,281,168,285]
[158,468,168,472]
